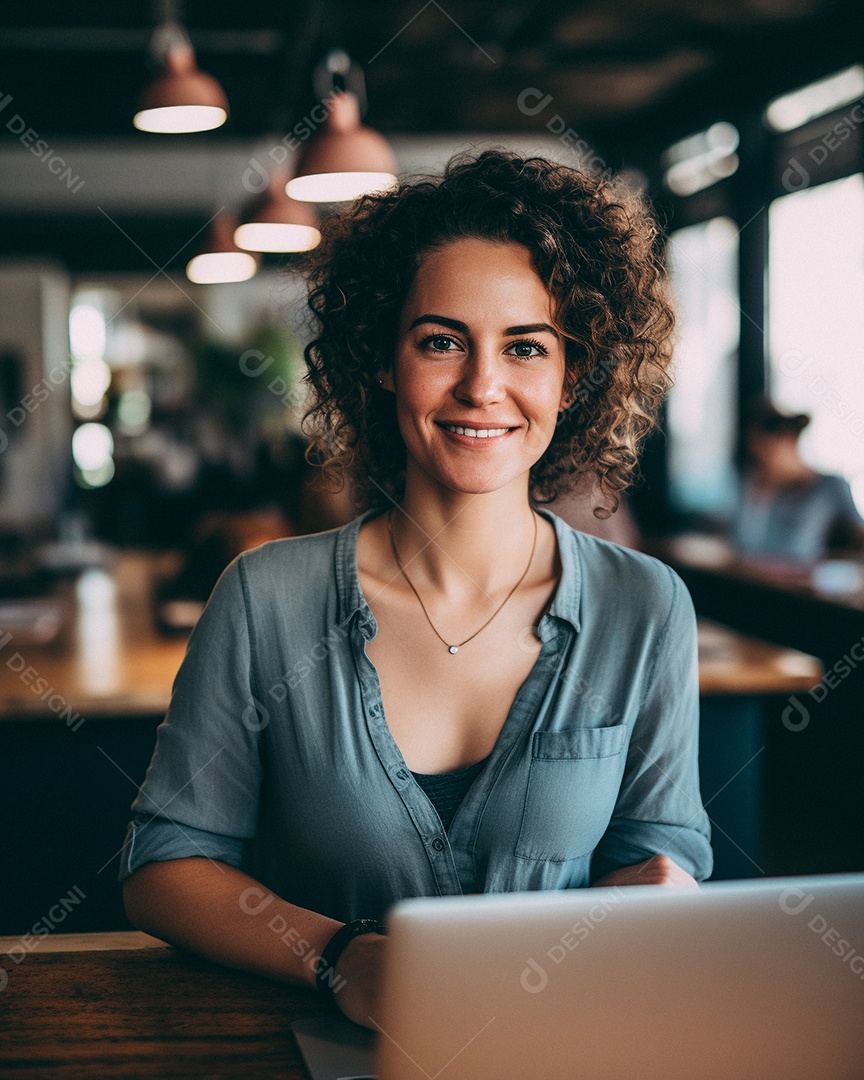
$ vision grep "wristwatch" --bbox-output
[316,917,387,1004]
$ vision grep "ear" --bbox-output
[557,361,580,413]
[558,384,577,414]
[376,369,395,392]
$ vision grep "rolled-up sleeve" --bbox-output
[118,813,248,881]
[590,568,714,883]
[118,554,263,882]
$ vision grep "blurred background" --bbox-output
[2,0,863,934]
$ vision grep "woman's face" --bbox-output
[381,237,570,498]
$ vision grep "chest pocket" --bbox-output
[514,724,628,862]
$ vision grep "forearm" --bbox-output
[122,857,343,989]
[591,854,698,888]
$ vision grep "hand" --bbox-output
[591,854,699,890]
[329,932,388,1030]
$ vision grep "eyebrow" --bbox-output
[407,314,560,338]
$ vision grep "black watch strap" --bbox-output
[316,917,387,1004]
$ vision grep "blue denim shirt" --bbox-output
[118,507,712,920]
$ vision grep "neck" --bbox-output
[753,461,815,487]
[388,471,540,595]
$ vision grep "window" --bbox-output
[661,122,739,198]
[765,64,864,133]
[767,173,864,513]
[665,217,740,515]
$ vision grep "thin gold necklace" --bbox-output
[387,508,538,654]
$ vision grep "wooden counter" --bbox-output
[0,551,188,721]
[0,932,329,1080]
[696,618,820,696]
[657,534,864,613]
[0,550,823,721]
[0,929,167,953]
[650,534,864,663]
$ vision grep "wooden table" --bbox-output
[0,932,329,1079]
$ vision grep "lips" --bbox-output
[438,422,517,439]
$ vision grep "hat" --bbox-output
[746,396,810,435]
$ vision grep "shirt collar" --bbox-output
[335,504,582,637]
[535,507,582,634]
[335,506,384,636]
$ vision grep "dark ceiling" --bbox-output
[3,1,861,151]
[1,0,861,271]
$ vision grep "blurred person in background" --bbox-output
[732,397,864,567]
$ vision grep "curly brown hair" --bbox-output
[299,147,675,513]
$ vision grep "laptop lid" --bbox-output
[370,874,864,1080]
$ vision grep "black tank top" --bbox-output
[410,754,491,832]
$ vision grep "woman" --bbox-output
[121,149,712,1030]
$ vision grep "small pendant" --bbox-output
[448,645,459,654]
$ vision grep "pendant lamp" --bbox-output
[287,51,397,203]
[234,171,321,253]
[186,212,258,284]
[134,6,228,134]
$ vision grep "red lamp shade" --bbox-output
[186,212,258,284]
[134,44,228,134]
[234,172,321,253]
[287,91,397,202]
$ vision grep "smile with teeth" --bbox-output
[440,423,514,438]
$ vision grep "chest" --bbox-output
[362,587,551,773]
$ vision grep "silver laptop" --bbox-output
[292,873,864,1080]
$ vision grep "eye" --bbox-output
[506,337,549,358]
[419,333,461,353]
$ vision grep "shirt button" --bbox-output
[396,768,408,780]
[431,837,445,852]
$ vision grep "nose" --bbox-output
[453,348,505,408]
